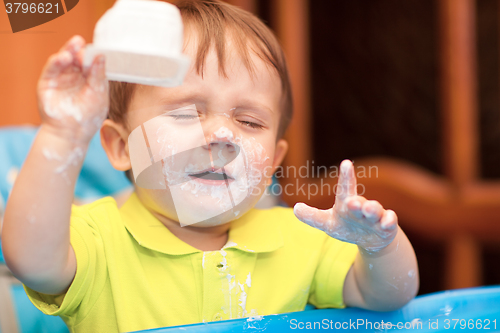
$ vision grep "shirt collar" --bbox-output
[120,193,284,256]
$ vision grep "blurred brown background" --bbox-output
[1,0,500,296]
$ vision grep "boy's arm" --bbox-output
[343,227,418,311]
[1,35,108,295]
[294,160,419,311]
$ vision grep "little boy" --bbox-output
[2,0,419,332]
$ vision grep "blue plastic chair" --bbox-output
[0,126,131,333]
[133,286,500,332]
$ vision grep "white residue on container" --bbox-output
[441,304,453,316]
[247,314,263,321]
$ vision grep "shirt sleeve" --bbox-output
[23,204,108,325]
[308,236,358,309]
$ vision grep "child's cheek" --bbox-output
[234,135,270,193]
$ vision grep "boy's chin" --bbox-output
[177,195,261,228]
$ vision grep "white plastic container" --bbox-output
[84,0,190,87]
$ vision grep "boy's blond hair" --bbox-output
[108,0,293,138]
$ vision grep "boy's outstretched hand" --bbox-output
[294,160,398,252]
[38,35,109,144]
[294,160,418,311]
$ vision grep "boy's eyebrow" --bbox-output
[236,99,276,115]
[157,95,206,109]
[157,95,276,115]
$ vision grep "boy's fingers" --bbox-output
[59,35,85,55]
[41,36,86,82]
[335,160,357,202]
[294,202,332,231]
[76,47,87,72]
[345,196,366,219]
[87,55,107,92]
[361,200,384,223]
[380,209,398,230]
[56,35,85,70]
[41,50,73,80]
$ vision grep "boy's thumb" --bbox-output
[293,202,331,231]
[88,55,108,91]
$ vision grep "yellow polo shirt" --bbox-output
[24,193,358,333]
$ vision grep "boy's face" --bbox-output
[106,42,288,227]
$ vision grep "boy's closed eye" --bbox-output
[239,120,264,129]
[170,114,199,120]
[166,110,266,130]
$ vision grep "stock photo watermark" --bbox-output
[289,318,498,331]
[261,161,379,200]
[4,0,79,33]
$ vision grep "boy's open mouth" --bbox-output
[188,168,234,183]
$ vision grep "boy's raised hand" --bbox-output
[38,35,109,143]
[2,35,110,295]
[294,160,398,251]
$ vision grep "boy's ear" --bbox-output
[271,139,288,173]
[101,119,131,171]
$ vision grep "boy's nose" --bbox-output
[205,141,236,152]
[204,141,239,169]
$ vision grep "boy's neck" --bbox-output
[150,210,230,251]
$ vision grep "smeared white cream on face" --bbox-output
[129,103,272,227]
[159,126,269,226]
[214,126,234,140]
